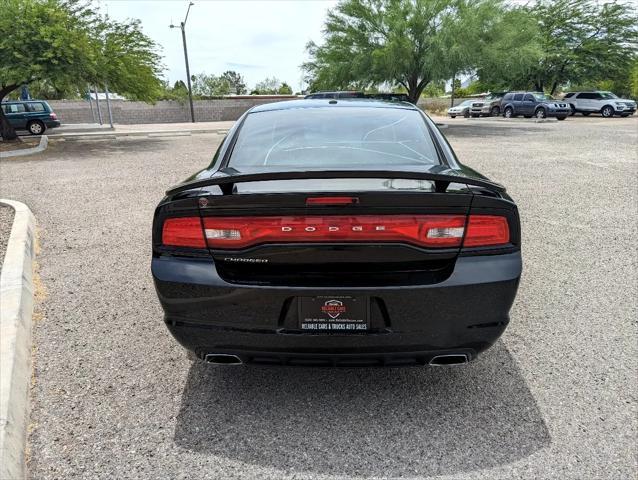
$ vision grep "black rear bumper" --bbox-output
[152,252,521,364]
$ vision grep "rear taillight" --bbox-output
[162,217,206,248]
[49,113,57,120]
[161,215,510,250]
[202,215,467,249]
[464,215,510,247]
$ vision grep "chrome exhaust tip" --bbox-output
[429,354,469,366]
[204,354,243,365]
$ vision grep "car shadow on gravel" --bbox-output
[174,341,550,477]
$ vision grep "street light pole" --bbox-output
[171,2,195,123]
[180,22,195,123]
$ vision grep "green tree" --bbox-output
[221,70,247,95]
[158,80,189,100]
[473,7,543,91]
[191,73,232,97]
[523,0,637,95]
[421,81,445,97]
[302,0,506,103]
[278,82,293,95]
[631,61,638,99]
[0,0,163,141]
[94,15,164,101]
[253,77,282,94]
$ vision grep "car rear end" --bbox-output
[41,101,61,129]
[151,101,522,367]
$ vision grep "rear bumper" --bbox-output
[152,252,522,363]
[46,120,61,128]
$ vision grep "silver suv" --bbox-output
[470,92,508,117]
[563,91,636,118]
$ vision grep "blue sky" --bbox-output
[98,0,338,92]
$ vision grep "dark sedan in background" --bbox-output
[152,99,522,367]
[1,100,60,135]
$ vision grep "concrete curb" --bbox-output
[1,136,48,158]
[0,200,36,480]
[52,128,228,141]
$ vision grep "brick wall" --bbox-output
[47,96,298,125]
[47,95,478,125]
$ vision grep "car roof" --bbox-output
[250,99,418,113]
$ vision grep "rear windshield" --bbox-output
[228,107,440,168]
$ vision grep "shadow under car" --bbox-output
[174,341,550,478]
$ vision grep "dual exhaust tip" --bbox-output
[204,354,243,365]
[428,354,469,366]
[203,353,469,366]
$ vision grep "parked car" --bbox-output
[304,91,365,100]
[466,99,485,117]
[366,92,410,102]
[470,92,508,117]
[501,92,570,120]
[152,99,522,367]
[447,99,474,118]
[0,100,60,135]
[562,91,637,117]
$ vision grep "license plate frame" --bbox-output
[298,295,369,333]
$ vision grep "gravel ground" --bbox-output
[0,204,14,270]
[0,116,636,480]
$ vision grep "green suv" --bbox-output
[1,100,61,135]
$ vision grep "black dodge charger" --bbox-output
[152,99,521,367]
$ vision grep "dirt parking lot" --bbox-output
[1,115,636,479]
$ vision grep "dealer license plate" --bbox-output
[298,296,369,332]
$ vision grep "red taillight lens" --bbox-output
[162,215,510,250]
[50,112,57,120]
[202,215,467,249]
[162,217,206,248]
[464,215,510,247]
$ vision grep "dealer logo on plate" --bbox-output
[321,299,347,319]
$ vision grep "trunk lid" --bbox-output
[195,171,478,287]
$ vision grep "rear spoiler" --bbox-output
[166,170,505,196]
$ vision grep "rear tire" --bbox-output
[490,106,500,116]
[524,115,532,118]
[535,108,546,119]
[601,105,615,118]
[450,115,456,118]
[557,116,566,121]
[570,105,576,116]
[463,110,470,118]
[504,107,514,118]
[582,112,591,116]
[471,113,479,118]
[27,120,45,135]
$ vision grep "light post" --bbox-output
[170,2,195,123]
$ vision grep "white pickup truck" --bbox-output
[563,91,636,118]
